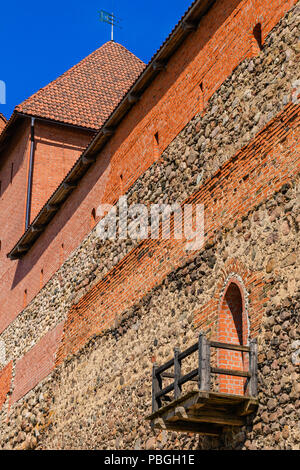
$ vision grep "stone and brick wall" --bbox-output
[1,170,298,449]
[0,0,297,336]
[0,0,299,451]
[11,322,64,406]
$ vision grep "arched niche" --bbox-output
[218,278,249,395]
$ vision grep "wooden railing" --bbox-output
[152,333,258,413]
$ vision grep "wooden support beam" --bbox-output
[128,93,140,104]
[81,155,96,165]
[152,61,166,72]
[46,203,58,213]
[159,397,246,427]
[63,182,77,190]
[161,395,172,402]
[178,368,198,386]
[174,347,182,400]
[162,372,198,383]
[211,367,250,378]
[174,406,188,420]
[198,333,211,391]
[181,20,198,31]
[249,338,258,396]
[185,409,245,427]
[17,245,29,253]
[8,253,19,260]
[102,127,115,136]
[156,381,175,399]
[236,398,259,416]
[31,225,45,233]
[210,341,250,353]
[152,364,162,413]
[153,417,166,430]
[147,390,258,434]
[161,372,175,379]
[156,357,175,375]
[178,342,198,361]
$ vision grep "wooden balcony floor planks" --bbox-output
[147,390,258,435]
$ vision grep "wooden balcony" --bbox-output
[146,334,258,436]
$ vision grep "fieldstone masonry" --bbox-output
[0,0,299,450]
[1,174,299,449]
[1,2,299,366]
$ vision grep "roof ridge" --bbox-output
[110,40,145,66]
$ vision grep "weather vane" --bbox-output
[99,9,122,41]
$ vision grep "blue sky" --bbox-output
[0,0,192,119]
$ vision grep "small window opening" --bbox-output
[199,82,204,111]
[23,289,27,308]
[60,243,64,265]
[154,132,160,160]
[120,173,124,195]
[91,208,96,229]
[253,23,263,52]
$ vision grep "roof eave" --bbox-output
[0,111,98,156]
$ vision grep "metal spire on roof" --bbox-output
[99,9,122,42]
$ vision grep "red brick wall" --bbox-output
[0,120,31,244]
[0,362,12,410]
[0,120,31,322]
[0,121,93,334]
[30,121,94,223]
[11,322,64,405]
[0,0,295,335]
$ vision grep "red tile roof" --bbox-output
[15,41,145,130]
[0,112,7,133]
